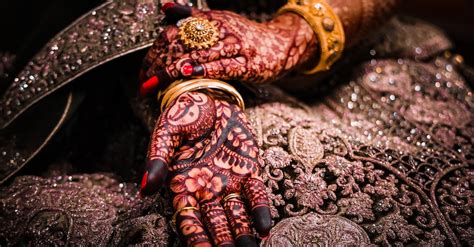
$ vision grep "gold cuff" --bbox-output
[159,79,245,112]
[171,206,199,227]
[278,0,345,74]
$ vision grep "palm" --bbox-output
[141,91,271,247]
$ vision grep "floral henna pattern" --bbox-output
[139,3,317,94]
[141,91,271,246]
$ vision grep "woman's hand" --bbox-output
[139,3,316,95]
[140,91,271,246]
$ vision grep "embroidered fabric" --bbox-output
[248,18,473,246]
[0,7,472,247]
[0,174,170,246]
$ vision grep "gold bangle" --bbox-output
[171,206,199,227]
[278,0,345,74]
[159,79,245,112]
[222,193,243,203]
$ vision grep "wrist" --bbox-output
[287,13,320,68]
[269,12,319,74]
[276,0,346,74]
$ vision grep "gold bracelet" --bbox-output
[278,0,345,74]
[159,79,245,112]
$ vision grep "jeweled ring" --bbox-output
[178,17,219,50]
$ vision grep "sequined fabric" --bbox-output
[0,174,170,246]
[0,12,472,247]
[249,18,473,246]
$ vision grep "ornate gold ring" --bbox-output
[178,17,219,50]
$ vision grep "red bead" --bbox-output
[181,65,193,77]
[161,2,176,12]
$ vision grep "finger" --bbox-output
[140,159,168,195]
[143,56,247,93]
[148,42,231,82]
[223,197,257,247]
[174,194,212,247]
[201,200,235,247]
[243,178,272,238]
[178,210,212,247]
[148,119,182,162]
[145,26,182,74]
[140,36,243,95]
[139,61,196,95]
[141,110,182,194]
[140,30,170,82]
[186,36,244,64]
[162,2,192,24]
[193,56,249,81]
[140,58,195,95]
[140,25,182,90]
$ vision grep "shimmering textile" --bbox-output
[0,17,473,246]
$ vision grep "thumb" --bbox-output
[140,111,182,195]
[140,159,169,195]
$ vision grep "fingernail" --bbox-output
[140,171,149,191]
[181,65,194,77]
[140,76,159,96]
[161,2,176,12]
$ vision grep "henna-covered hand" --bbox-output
[139,3,317,95]
[140,91,271,247]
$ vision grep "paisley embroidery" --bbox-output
[288,126,325,172]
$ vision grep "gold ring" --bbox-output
[222,193,243,203]
[159,79,245,112]
[171,206,199,226]
[178,17,219,50]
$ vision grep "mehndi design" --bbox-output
[140,91,271,246]
[139,3,317,94]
